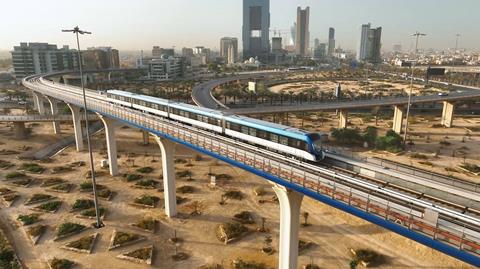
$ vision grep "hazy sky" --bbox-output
[0,0,478,52]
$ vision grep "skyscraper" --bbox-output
[295,6,310,56]
[314,38,320,49]
[328,27,335,56]
[242,0,270,60]
[220,37,238,64]
[356,23,382,64]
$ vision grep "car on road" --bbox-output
[438,92,449,96]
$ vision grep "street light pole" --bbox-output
[403,31,426,145]
[62,26,103,229]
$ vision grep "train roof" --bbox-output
[225,114,312,141]
[169,102,224,118]
[107,90,224,118]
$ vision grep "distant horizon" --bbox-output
[0,0,479,52]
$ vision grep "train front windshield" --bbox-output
[308,133,323,153]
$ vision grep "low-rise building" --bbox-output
[147,56,184,81]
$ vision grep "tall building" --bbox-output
[11,42,79,79]
[314,43,327,60]
[148,56,184,81]
[295,6,310,56]
[182,48,194,58]
[271,37,283,52]
[314,38,320,49]
[356,23,382,64]
[393,44,402,53]
[220,37,238,64]
[152,46,174,58]
[290,22,296,46]
[242,0,270,60]
[83,47,120,70]
[328,27,335,56]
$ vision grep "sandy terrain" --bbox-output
[0,120,476,269]
[269,80,444,97]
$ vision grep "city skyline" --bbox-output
[0,0,479,52]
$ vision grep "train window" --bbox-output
[279,136,288,146]
[241,126,249,134]
[270,134,279,143]
[257,130,267,139]
[249,128,257,137]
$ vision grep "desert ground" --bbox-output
[0,118,476,269]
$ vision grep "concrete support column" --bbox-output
[32,92,46,115]
[441,101,455,128]
[97,114,118,176]
[142,130,149,146]
[392,105,404,134]
[44,96,61,134]
[153,135,177,218]
[67,104,84,151]
[13,122,27,139]
[338,109,348,129]
[272,184,304,269]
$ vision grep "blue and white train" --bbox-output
[105,90,324,162]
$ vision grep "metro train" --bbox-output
[105,90,325,162]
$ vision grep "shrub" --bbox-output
[41,178,65,187]
[0,160,14,169]
[27,225,46,237]
[135,179,158,188]
[57,222,85,237]
[176,170,192,178]
[65,234,95,250]
[136,166,153,174]
[2,193,18,202]
[331,128,364,146]
[9,178,32,187]
[80,207,105,217]
[362,126,378,146]
[72,199,95,210]
[51,183,72,192]
[35,201,62,212]
[17,213,40,225]
[5,171,26,180]
[123,246,152,260]
[232,259,267,269]
[50,258,74,269]
[79,181,105,191]
[113,231,140,246]
[224,190,243,200]
[194,154,203,161]
[20,163,45,173]
[26,194,54,204]
[177,185,195,194]
[134,195,159,207]
[216,174,232,180]
[233,211,254,224]
[133,218,156,232]
[216,222,248,243]
[174,158,187,164]
[124,174,143,182]
[51,166,73,174]
[352,249,379,264]
[98,189,113,199]
[375,130,403,153]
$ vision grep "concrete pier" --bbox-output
[97,114,118,176]
[67,104,84,151]
[153,135,177,218]
[272,184,304,269]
